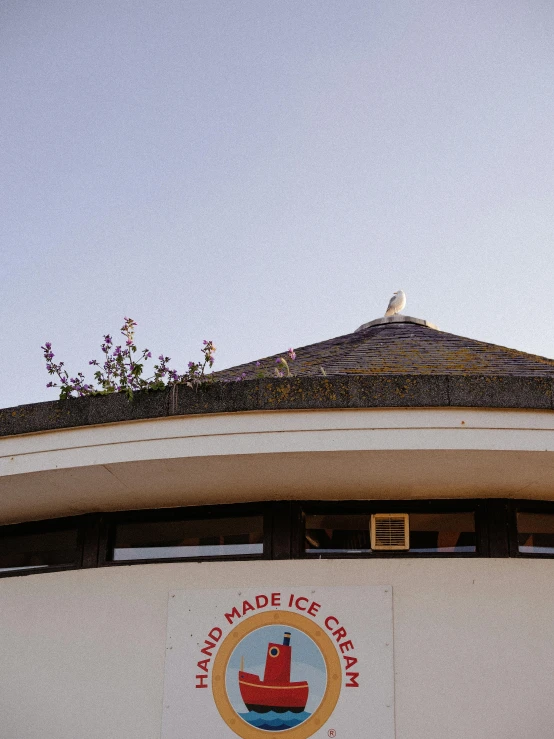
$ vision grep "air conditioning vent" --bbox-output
[371,513,410,551]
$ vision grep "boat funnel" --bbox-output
[283,632,291,646]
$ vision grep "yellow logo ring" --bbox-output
[212,610,342,739]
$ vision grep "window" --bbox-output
[0,522,80,574]
[516,511,554,555]
[106,510,265,562]
[1,499,554,578]
[305,514,371,553]
[409,512,475,553]
[302,504,479,556]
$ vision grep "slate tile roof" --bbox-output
[215,319,554,380]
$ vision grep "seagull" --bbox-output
[384,290,406,317]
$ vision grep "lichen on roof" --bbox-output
[215,321,554,380]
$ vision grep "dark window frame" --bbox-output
[509,500,554,558]
[97,502,272,567]
[0,515,87,578]
[294,500,488,559]
[0,499,553,579]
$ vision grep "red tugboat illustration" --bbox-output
[238,631,309,713]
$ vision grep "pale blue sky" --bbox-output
[2,1,554,408]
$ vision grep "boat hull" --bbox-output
[239,671,309,713]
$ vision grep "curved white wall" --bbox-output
[2,407,554,522]
[2,407,554,738]
[1,558,553,739]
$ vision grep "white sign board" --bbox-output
[162,586,394,739]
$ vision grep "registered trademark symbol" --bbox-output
[328,730,337,737]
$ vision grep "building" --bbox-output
[1,314,554,738]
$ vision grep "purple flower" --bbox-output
[288,348,296,360]
[126,339,133,347]
[146,352,152,359]
[256,361,261,367]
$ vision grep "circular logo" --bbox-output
[212,611,341,739]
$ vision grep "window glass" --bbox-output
[409,512,475,552]
[304,511,475,554]
[305,514,371,553]
[0,527,79,572]
[110,515,264,561]
[517,512,554,554]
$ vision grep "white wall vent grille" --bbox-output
[371,513,410,550]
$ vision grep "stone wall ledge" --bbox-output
[1,374,553,438]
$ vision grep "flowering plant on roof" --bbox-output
[248,348,297,380]
[273,348,296,378]
[42,318,216,400]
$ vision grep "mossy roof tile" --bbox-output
[215,321,554,380]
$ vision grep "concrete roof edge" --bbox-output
[1,375,553,438]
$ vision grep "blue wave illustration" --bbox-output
[239,710,311,731]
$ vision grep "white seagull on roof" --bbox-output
[384,290,406,317]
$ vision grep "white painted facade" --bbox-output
[1,405,553,738]
[1,559,553,739]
